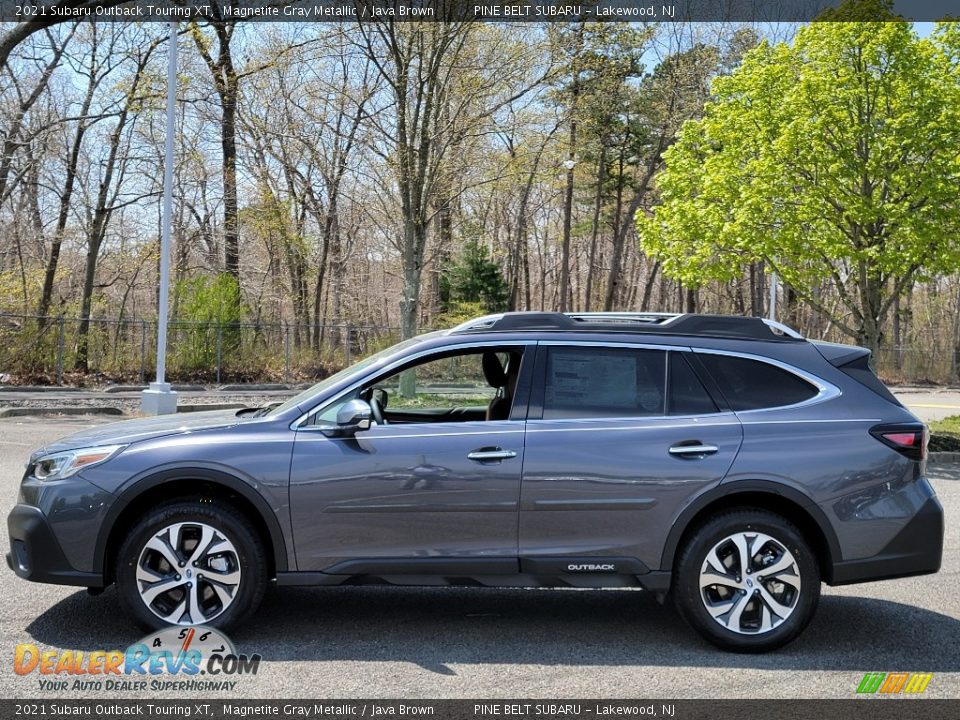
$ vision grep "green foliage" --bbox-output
[928,415,960,452]
[439,239,510,315]
[0,270,41,314]
[638,15,960,349]
[434,301,490,330]
[171,273,244,372]
[176,273,244,326]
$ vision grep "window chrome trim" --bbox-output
[290,339,537,431]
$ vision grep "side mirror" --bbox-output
[322,399,372,437]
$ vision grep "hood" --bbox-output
[32,410,247,460]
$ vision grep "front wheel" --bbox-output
[673,509,820,652]
[115,500,267,632]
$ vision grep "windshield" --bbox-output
[266,331,446,416]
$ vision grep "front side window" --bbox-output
[374,352,501,410]
[697,353,818,411]
[542,347,666,420]
[307,347,525,426]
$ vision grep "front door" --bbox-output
[290,346,530,574]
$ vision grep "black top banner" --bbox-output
[0,0,957,24]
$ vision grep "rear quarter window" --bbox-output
[697,353,818,411]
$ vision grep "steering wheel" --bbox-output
[368,388,388,425]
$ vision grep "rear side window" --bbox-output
[543,347,665,419]
[668,353,718,415]
[697,353,818,411]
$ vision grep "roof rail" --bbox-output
[567,312,681,325]
[449,312,804,342]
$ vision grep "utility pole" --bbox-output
[141,22,178,415]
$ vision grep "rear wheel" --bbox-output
[115,500,267,632]
[673,509,820,652]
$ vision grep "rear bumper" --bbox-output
[828,495,944,585]
[6,504,104,587]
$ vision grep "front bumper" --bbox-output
[829,495,944,585]
[6,504,104,587]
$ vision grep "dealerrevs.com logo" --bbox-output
[14,626,260,693]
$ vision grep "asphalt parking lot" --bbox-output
[0,417,957,700]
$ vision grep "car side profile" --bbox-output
[6,312,943,652]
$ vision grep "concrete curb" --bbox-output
[0,386,80,392]
[0,403,247,418]
[929,452,960,464]
[177,404,246,413]
[0,406,123,418]
[103,384,207,393]
[218,383,291,392]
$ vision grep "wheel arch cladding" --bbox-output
[96,467,288,583]
[660,482,841,580]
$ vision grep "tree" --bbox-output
[358,21,546,343]
[638,18,960,353]
[0,1,124,69]
[190,11,242,282]
[440,237,509,314]
[356,20,473,345]
[602,30,723,311]
[74,29,161,370]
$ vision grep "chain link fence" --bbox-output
[0,313,403,386]
[0,312,956,387]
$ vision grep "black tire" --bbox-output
[673,508,820,653]
[115,499,267,632]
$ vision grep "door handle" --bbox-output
[467,448,517,462]
[668,443,719,457]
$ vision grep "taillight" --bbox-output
[870,423,927,461]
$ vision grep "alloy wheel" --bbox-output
[135,521,242,625]
[698,531,802,635]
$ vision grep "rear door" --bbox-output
[519,343,743,574]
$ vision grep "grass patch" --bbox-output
[929,415,960,452]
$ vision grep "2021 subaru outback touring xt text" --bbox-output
[7,312,943,652]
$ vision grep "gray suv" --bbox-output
[6,312,943,652]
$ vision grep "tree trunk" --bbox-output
[640,260,660,312]
[584,141,607,312]
[559,60,580,313]
[221,86,239,279]
[855,262,885,358]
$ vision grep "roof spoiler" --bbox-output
[813,341,903,407]
[812,341,871,367]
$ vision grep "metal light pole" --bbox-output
[141,22,178,415]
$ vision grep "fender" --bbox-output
[658,479,842,573]
[93,466,289,575]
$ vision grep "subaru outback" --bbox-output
[6,312,943,652]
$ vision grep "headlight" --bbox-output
[32,445,126,481]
